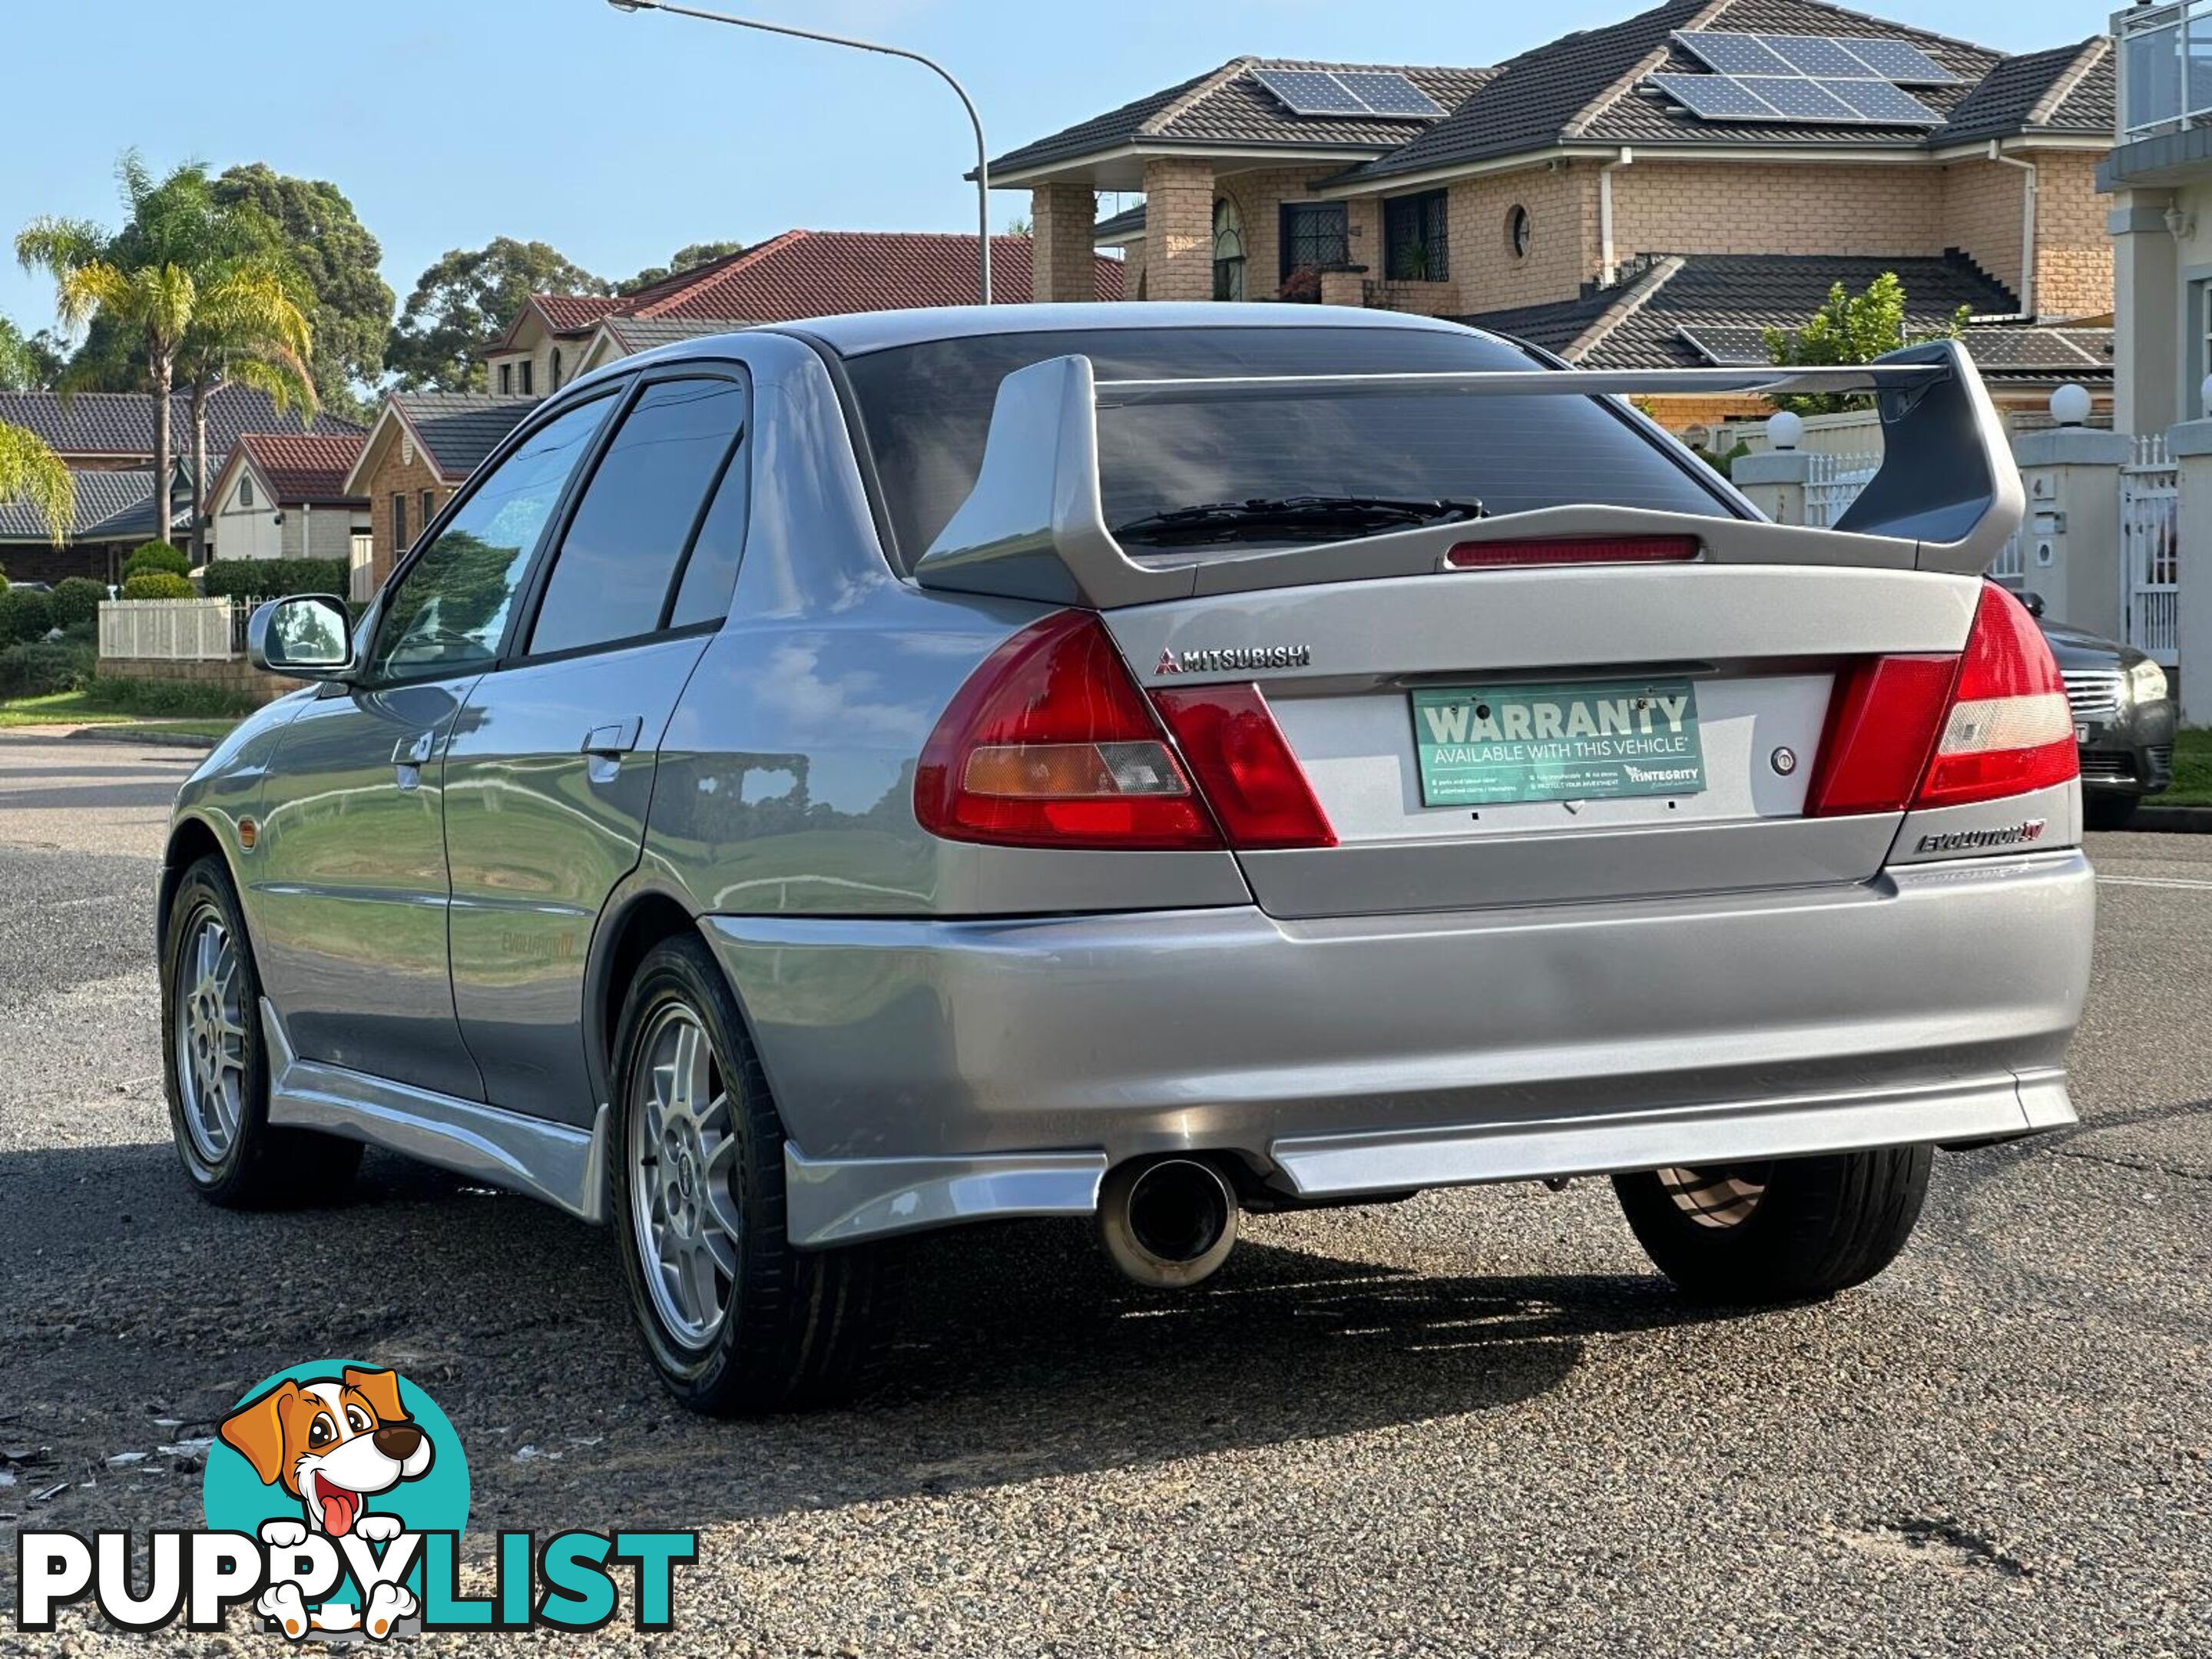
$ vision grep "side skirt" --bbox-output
[260,998,610,1224]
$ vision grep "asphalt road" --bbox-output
[1,730,2207,1657]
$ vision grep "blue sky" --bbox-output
[0,0,2105,337]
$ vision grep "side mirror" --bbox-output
[2018,589,2046,618]
[249,594,355,679]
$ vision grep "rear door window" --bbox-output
[527,375,747,657]
[842,326,1736,568]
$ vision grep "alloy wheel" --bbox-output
[1654,1164,1770,1230]
[174,905,249,1164]
[628,1002,743,1348]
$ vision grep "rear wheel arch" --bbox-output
[587,887,710,1109]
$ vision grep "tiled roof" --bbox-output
[1094,204,1147,243]
[1460,250,2109,383]
[233,432,368,505]
[1351,0,2004,181]
[601,316,746,353]
[989,58,1495,177]
[1935,38,2112,147]
[619,229,1124,320]
[0,382,361,462]
[527,293,625,334]
[0,469,190,545]
[392,392,541,478]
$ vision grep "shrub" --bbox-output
[201,558,349,600]
[0,563,9,594]
[0,586,56,645]
[121,571,197,600]
[48,576,106,629]
[83,673,260,719]
[124,541,190,578]
[0,640,84,699]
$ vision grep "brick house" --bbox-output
[202,433,370,570]
[340,393,539,593]
[997,0,2119,422]
[0,464,194,586]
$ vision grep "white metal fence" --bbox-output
[1804,452,1880,529]
[2121,433,2181,666]
[98,598,240,662]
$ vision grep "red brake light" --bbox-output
[1915,581,2078,808]
[1151,686,1336,849]
[914,611,1220,850]
[1445,535,1700,569]
[1806,581,2078,819]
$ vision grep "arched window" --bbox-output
[1212,198,1246,302]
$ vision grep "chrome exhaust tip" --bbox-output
[1098,1157,1240,1288]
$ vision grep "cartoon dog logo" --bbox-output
[219,1366,433,1638]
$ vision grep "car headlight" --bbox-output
[2126,657,2169,705]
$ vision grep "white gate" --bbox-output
[1804,452,1880,529]
[98,598,237,662]
[2121,434,2180,666]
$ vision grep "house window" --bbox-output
[239,475,254,509]
[1279,202,1349,302]
[421,489,435,530]
[520,359,535,396]
[1506,204,1532,262]
[498,363,513,395]
[551,348,563,390]
[392,492,409,552]
[1385,190,1450,283]
[1212,197,1246,302]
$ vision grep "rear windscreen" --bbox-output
[839,326,1738,568]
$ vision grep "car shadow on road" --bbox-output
[2,1142,1733,1538]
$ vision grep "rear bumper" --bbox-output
[702,849,2093,1247]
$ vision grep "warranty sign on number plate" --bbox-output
[1411,679,1706,807]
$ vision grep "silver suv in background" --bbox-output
[161,306,2091,1413]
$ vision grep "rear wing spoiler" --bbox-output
[912,338,2022,608]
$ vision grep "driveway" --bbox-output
[1,732,2207,1655]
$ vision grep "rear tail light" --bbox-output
[915,611,1336,852]
[915,611,1220,850]
[1151,686,1336,849]
[1445,535,1700,569]
[1806,581,2078,818]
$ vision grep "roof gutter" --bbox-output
[1988,140,2038,321]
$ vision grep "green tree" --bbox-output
[0,421,73,544]
[1763,271,1972,416]
[212,164,394,419]
[0,317,66,391]
[388,239,610,391]
[619,240,745,295]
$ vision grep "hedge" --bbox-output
[48,578,106,630]
[83,673,260,719]
[121,571,197,600]
[125,541,191,578]
[0,641,84,700]
[200,558,349,600]
[0,587,56,646]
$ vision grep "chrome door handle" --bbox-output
[580,718,643,759]
[391,730,435,790]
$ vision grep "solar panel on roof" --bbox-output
[1760,35,1876,77]
[1833,37,1962,86]
[1333,71,1444,117]
[1734,75,1862,121]
[1823,78,1945,124]
[1673,31,1793,75]
[1649,72,1781,120]
[1250,68,1369,116]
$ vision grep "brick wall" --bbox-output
[1030,184,1101,303]
[1117,236,1146,300]
[363,442,449,589]
[1141,157,1218,302]
[101,655,306,705]
[1449,165,1598,313]
[1939,159,2025,300]
[2031,151,2114,320]
[1214,167,1378,302]
[1613,161,1944,267]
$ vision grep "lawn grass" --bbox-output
[2165,728,2212,806]
[0,689,240,743]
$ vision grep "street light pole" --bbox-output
[604,0,992,305]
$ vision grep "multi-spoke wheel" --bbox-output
[609,932,900,1415]
[1614,1147,1932,1306]
[161,854,362,1207]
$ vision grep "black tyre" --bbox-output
[608,933,899,1415]
[2084,793,2139,832]
[1612,1146,1932,1305]
[161,855,363,1207]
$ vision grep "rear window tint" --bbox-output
[841,326,1736,568]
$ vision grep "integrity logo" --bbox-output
[15,1359,694,1642]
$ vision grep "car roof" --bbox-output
[767,302,1482,358]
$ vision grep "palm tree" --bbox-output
[0,421,72,545]
[15,154,316,563]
